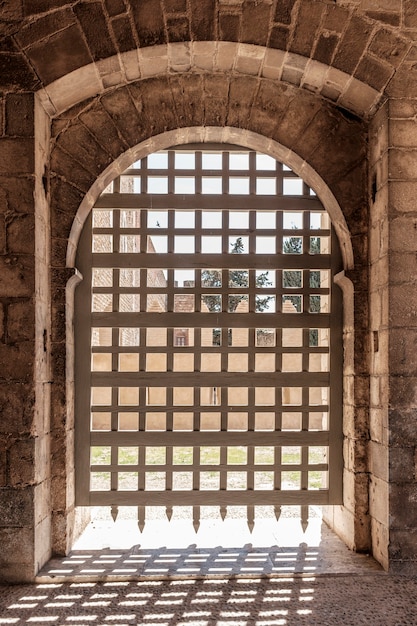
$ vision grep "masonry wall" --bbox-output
[385,80,417,573]
[368,101,389,570]
[0,94,51,583]
[1,0,417,581]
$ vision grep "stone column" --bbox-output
[385,83,417,572]
[0,93,51,582]
[369,101,389,570]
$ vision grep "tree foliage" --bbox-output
[282,234,321,313]
[201,237,273,313]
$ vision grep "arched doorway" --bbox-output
[73,143,344,537]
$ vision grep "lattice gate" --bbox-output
[75,146,343,531]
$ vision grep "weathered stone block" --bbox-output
[55,122,112,178]
[370,406,388,446]
[104,0,125,16]
[389,285,417,327]
[111,16,137,54]
[9,438,36,487]
[50,145,95,194]
[389,99,417,119]
[131,77,178,133]
[333,15,373,74]
[389,119,417,149]
[0,138,34,175]
[0,527,34,583]
[386,68,417,99]
[369,28,408,68]
[131,0,166,47]
[289,1,324,58]
[74,2,117,61]
[390,375,417,410]
[269,25,289,50]
[313,33,338,66]
[219,13,240,42]
[7,299,35,342]
[0,341,34,382]
[26,25,93,84]
[344,436,368,473]
[389,254,417,290]
[51,303,66,344]
[165,0,187,10]
[404,0,417,28]
[242,1,270,46]
[34,514,51,573]
[51,474,68,514]
[369,475,388,526]
[369,440,388,481]
[274,94,321,150]
[34,472,51,520]
[169,74,204,127]
[323,4,349,33]
[389,148,417,179]
[5,93,34,137]
[226,75,257,128]
[390,528,417,561]
[389,446,415,483]
[167,17,190,43]
[0,382,35,433]
[390,181,417,213]
[0,52,39,91]
[17,7,76,48]
[355,55,393,92]
[390,483,417,528]
[49,179,84,240]
[371,517,388,570]
[0,255,35,297]
[274,0,296,25]
[0,176,35,214]
[0,486,34,527]
[101,87,145,146]
[249,80,290,137]
[6,212,35,255]
[191,0,215,41]
[388,328,417,377]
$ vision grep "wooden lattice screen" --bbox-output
[75,146,343,531]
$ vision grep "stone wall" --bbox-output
[47,78,368,562]
[0,0,417,581]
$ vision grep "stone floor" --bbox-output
[2,573,417,625]
[2,514,417,624]
[36,515,381,581]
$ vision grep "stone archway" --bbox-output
[68,130,355,544]
[45,70,368,558]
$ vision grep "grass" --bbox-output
[90,444,327,490]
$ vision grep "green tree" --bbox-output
[282,233,322,346]
[282,234,321,312]
[201,237,272,313]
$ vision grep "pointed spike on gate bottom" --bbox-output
[301,505,309,533]
[247,505,255,533]
[274,505,282,522]
[220,506,227,521]
[166,506,173,521]
[193,506,200,533]
[138,506,146,533]
[111,506,119,522]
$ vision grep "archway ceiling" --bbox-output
[1,0,413,119]
[50,72,367,271]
